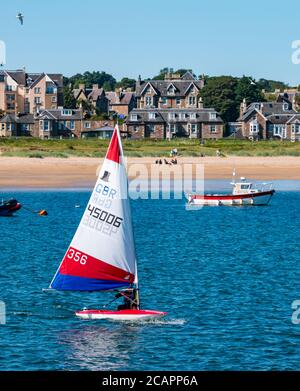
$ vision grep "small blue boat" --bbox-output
[0,198,22,216]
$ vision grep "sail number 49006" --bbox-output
[67,249,87,265]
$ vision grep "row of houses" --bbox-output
[0,109,116,139]
[232,97,300,141]
[1,68,300,141]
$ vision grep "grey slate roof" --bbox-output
[240,102,297,121]
[37,109,82,120]
[106,91,134,105]
[88,88,105,101]
[0,113,34,124]
[126,108,223,124]
[136,73,204,97]
[3,70,63,88]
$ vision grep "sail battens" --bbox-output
[50,125,137,292]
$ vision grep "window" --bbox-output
[84,122,91,128]
[46,87,57,94]
[161,97,167,105]
[40,120,49,131]
[6,85,13,91]
[44,121,49,131]
[241,184,250,190]
[34,97,41,104]
[130,114,138,121]
[6,94,15,102]
[145,96,152,106]
[133,126,139,132]
[149,112,156,119]
[209,112,217,120]
[189,124,197,133]
[190,113,196,120]
[167,87,175,95]
[22,124,29,131]
[168,113,176,120]
[283,103,289,111]
[62,109,72,116]
[292,124,300,133]
[176,97,181,105]
[1,124,5,130]
[188,96,196,106]
[273,125,286,137]
[147,124,155,133]
[34,87,41,94]
[210,125,216,133]
[169,124,176,134]
[70,120,75,130]
[51,96,57,103]
[250,122,258,134]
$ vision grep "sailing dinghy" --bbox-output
[49,125,166,321]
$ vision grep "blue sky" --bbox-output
[1,0,300,85]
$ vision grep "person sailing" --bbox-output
[115,288,139,311]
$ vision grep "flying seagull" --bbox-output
[16,13,24,25]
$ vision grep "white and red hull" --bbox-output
[187,190,275,206]
[75,309,167,321]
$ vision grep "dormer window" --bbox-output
[209,112,217,120]
[167,84,176,95]
[131,113,138,121]
[283,103,289,111]
[168,113,176,120]
[190,113,196,120]
[62,109,72,116]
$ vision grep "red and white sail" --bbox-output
[50,125,137,291]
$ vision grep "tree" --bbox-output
[201,76,239,122]
[235,76,264,106]
[152,67,196,80]
[201,75,264,122]
[115,77,136,90]
[256,78,288,92]
[63,84,77,109]
[67,71,116,89]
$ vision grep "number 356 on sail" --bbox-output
[67,249,87,265]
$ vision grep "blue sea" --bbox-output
[1,182,300,370]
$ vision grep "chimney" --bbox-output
[92,84,99,90]
[240,98,247,117]
[79,83,85,90]
[136,75,141,91]
[116,88,122,103]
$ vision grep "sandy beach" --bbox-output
[0,156,300,189]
